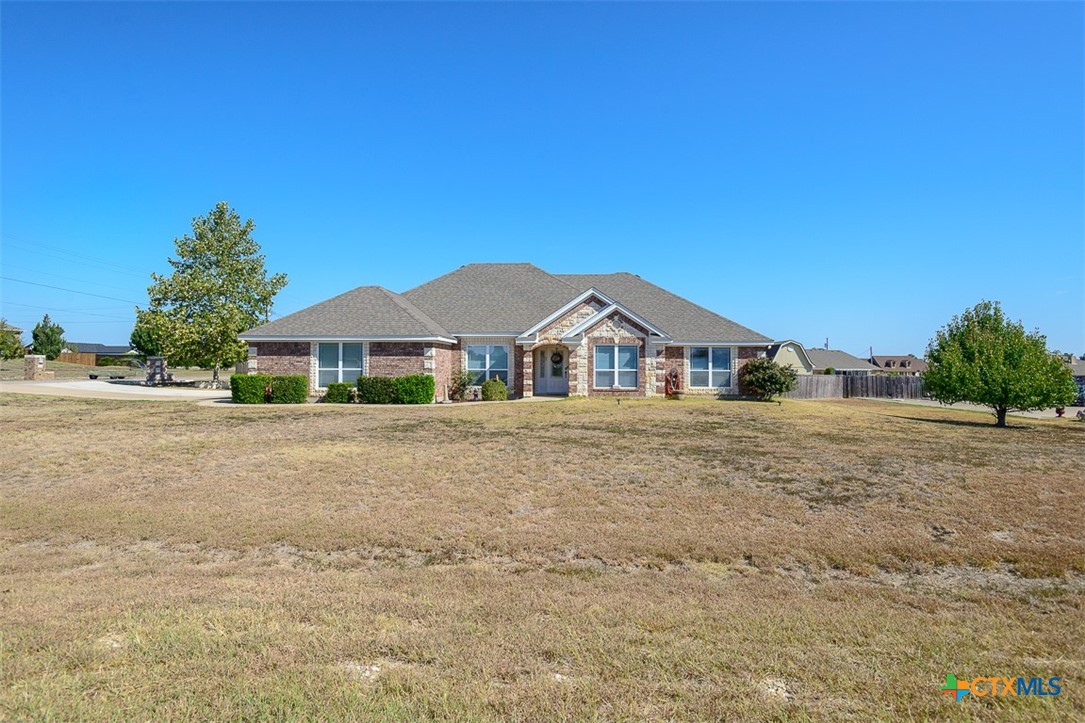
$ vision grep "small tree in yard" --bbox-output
[0,319,26,369]
[925,301,1077,427]
[129,316,164,360]
[137,202,288,382]
[31,314,66,360]
[738,357,798,401]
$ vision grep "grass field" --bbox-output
[1,394,1082,720]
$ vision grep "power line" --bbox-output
[0,301,133,320]
[1,233,154,277]
[0,277,141,304]
[1,263,148,295]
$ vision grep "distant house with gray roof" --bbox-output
[239,263,772,400]
[869,354,928,376]
[806,348,879,376]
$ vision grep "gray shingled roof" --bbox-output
[402,263,581,334]
[242,264,771,343]
[558,273,771,343]
[69,343,134,355]
[806,349,879,372]
[242,286,452,339]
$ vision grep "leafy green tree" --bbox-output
[137,202,288,381]
[0,318,26,368]
[129,315,164,359]
[738,357,798,401]
[924,301,1076,427]
[31,314,66,360]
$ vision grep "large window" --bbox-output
[467,345,508,385]
[318,343,363,387]
[594,344,638,388]
[690,347,731,388]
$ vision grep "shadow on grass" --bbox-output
[877,413,1035,430]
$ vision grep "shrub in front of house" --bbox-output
[394,374,436,404]
[738,358,797,401]
[231,374,271,404]
[481,377,508,401]
[449,369,474,401]
[269,375,309,404]
[324,382,353,403]
[357,376,399,404]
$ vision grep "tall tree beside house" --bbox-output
[137,202,288,381]
[30,314,66,360]
[924,301,1076,427]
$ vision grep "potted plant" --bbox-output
[666,368,684,400]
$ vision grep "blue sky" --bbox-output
[2,1,1082,355]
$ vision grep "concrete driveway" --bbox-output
[0,379,230,401]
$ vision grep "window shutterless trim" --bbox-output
[592,344,639,389]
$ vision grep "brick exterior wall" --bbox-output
[249,342,311,377]
[368,342,425,377]
[429,343,455,402]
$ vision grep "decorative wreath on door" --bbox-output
[550,352,563,364]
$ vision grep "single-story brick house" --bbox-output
[238,263,772,400]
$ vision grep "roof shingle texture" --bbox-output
[806,349,879,371]
[243,286,450,338]
[243,263,770,343]
[402,264,581,334]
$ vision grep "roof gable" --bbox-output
[556,273,770,343]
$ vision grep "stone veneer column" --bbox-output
[520,345,533,397]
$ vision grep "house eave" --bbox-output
[240,334,458,344]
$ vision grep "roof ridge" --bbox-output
[378,288,451,337]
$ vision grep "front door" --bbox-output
[536,347,568,395]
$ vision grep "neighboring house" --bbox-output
[806,348,879,376]
[238,263,772,400]
[767,340,814,375]
[869,354,928,376]
[65,343,137,364]
[1069,358,1085,406]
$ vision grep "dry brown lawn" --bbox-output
[1,394,1082,720]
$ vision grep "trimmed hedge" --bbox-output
[324,382,353,403]
[231,374,271,404]
[481,377,508,401]
[269,375,309,404]
[394,374,436,404]
[357,376,398,404]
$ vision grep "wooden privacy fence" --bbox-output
[783,375,927,400]
[58,352,98,366]
[782,375,844,399]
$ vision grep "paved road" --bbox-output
[0,379,230,401]
[875,397,1085,420]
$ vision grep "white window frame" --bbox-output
[466,344,509,385]
[317,342,364,388]
[593,344,638,389]
[689,346,732,389]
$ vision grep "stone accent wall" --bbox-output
[536,298,604,339]
[583,313,647,397]
[250,342,311,377]
[369,342,425,377]
[517,345,532,397]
